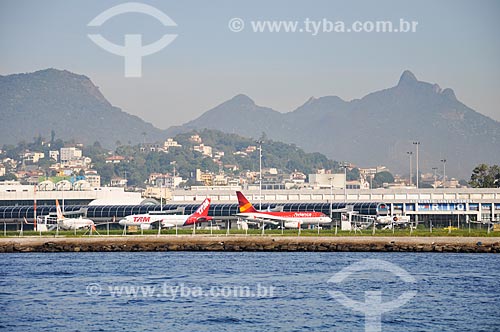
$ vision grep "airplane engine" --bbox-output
[140,223,152,230]
[284,221,300,229]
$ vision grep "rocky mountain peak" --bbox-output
[398,70,418,86]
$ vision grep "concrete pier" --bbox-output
[0,236,499,253]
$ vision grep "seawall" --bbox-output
[1,236,499,253]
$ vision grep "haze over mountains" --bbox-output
[169,70,500,178]
[0,69,165,147]
[1,68,499,178]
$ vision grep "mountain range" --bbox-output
[0,69,165,147]
[168,71,500,178]
[1,68,499,178]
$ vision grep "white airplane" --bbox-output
[376,215,411,229]
[118,198,212,230]
[55,200,96,230]
[236,191,332,228]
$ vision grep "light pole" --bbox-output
[407,151,413,187]
[329,177,337,235]
[257,140,264,235]
[432,167,438,188]
[257,140,263,210]
[341,162,349,203]
[442,159,447,188]
[412,141,420,188]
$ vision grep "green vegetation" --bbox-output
[372,171,395,188]
[469,164,500,188]
[1,129,345,188]
[87,129,343,187]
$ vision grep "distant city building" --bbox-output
[214,151,225,160]
[110,177,128,187]
[213,174,227,186]
[346,180,362,189]
[0,165,5,177]
[163,138,182,150]
[445,178,460,189]
[195,169,214,186]
[245,146,257,153]
[233,151,248,157]
[359,166,389,177]
[60,147,82,163]
[105,155,125,164]
[49,150,59,162]
[200,173,213,186]
[290,171,307,184]
[85,171,101,188]
[23,151,45,163]
[264,168,278,175]
[224,164,239,172]
[148,173,163,184]
[193,144,213,157]
[143,186,173,200]
[1,158,16,169]
[308,173,346,189]
[148,173,183,189]
[189,134,202,143]
[140,143,161,152]
[244,170,258,182]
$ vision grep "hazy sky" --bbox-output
[1,0,499,129]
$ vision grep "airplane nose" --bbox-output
[118,219,126,226]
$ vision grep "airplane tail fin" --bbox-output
[184,198,212,225]
[55,200,65,220]
[236,191,258,213]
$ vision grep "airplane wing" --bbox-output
[195,216,212,223]
[93,221,117,227]
[235,214,280,225]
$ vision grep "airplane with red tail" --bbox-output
[235,191,331,228]
[119,198,212,230]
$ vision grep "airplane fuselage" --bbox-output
[119,214,193,229]
[237,211,332,228]
[58,218,95,230]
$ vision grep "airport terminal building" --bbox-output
[0,185,499,229]
[169,188,500,223]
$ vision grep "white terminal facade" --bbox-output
[170,188,500,223]
[0,183,498,223]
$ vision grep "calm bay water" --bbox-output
[1,252,499,331]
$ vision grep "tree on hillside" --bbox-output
[347,168,360,181]
[372,171,394,188]
[469,164,500,188]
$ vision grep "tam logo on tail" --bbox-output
[184,198,212,225]
[194,198,211,216]
[236,191,258,213]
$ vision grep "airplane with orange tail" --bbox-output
[235,191,331,228]
[55,200,96,230]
